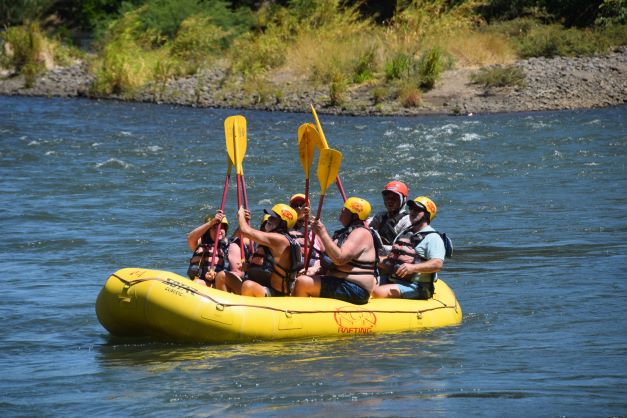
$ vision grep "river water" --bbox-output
[1,96,625,416]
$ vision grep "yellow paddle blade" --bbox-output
[310,104,329,149]
[317,148,342,195]
[297,123,318,179]
[224,115,247,174]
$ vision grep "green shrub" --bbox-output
[372,86,388,104]
[384,52,413,80]
[91,11,154,95]
[515,24,603,57]
[398,82,421,107]
[470,65,526,88]
[1,23,46,73]
[353,49,376,83]
[171,15,228,73]
[329,72,347,106]
[417,46,451,90]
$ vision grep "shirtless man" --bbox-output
[292,197,378,305]
[235,204,301,297]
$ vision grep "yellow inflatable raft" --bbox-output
[96,268,462,344]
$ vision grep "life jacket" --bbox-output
[374,209,408,245]
[288,228,320,267]
[187,235,228,282]
[246,232,302,295]
[391,228,451,289]
[321,224,382,282]
[381,234,419,283]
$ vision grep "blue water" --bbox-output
[1,96,625,416]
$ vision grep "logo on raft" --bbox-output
[334,307,377,334]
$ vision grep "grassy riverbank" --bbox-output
[1,1,626,112]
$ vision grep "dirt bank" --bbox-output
[1,47,625,115]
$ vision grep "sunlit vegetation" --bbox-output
[1,0,625,103]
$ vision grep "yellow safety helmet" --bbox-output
[265,203,297,229]
[205,214,229,227]
[408,196,437,222]
[343,197,371,221]
[260,213,271,229]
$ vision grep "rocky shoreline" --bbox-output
[1,47,625,116]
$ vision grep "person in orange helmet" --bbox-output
[369,181,411,253]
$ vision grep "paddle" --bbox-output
[297,123,318,264]
[225,115,248,262]
[310,104,348,202]
[304,148,342,268]
[208,158,232,277]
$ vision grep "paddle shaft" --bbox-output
[303,178,310,263]
[240,173,254,257]
[209,167,231,274]
[304,195,325,268]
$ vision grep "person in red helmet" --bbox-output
[369,181,411,253]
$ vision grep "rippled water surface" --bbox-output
[1,97,626,416]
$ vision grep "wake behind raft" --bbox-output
[95,268,462,344]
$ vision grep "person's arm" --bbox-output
[237,207,284,248]
[395,258,443,278]
[187,210,225,250]
[313,220,369,266]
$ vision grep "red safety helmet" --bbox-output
[382,181,408,207]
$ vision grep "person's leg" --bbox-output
[372,284,402,298]
[292,274,321,297]
[215,271,243,294]
[241,280,267,297]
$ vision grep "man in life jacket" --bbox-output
[287,193,324,266]
[372,196,445,300]
[186,210,229,286]
[236,203,302,297]
[292,197,378,305]
[369,181,412,254]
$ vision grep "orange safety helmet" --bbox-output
[382,181,408,206]
[289,193,306,207]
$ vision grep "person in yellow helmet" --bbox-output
[373,196,445,300]
[233,203,303,297]
[215,212,262,294]
[288,193,325,267]
[293,197,381,305]
[186,210,230,286]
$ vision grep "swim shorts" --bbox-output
[319,276,370,305]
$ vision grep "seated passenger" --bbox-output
[372,196,445,300]
[287,193,324,266]
[236,204,302,297]
[369,181,411,254]
[292,197,379,305]
[215,214,266,294]
[186,210,229,286]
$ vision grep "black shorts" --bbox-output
[319,276,370,305]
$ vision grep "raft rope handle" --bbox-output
[111,274,455,316]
